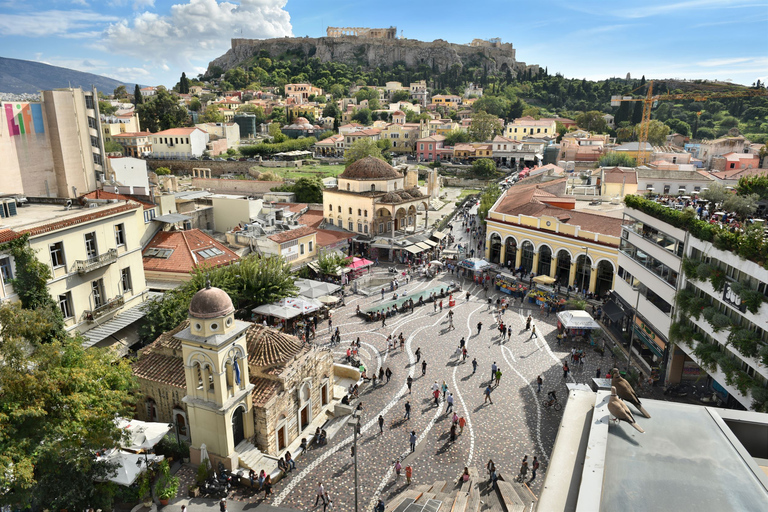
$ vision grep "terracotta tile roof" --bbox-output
[0,229,20,243]
[297,210,324,229]
[82,190,155,210]
[153,127,200,136]
[251,376,282,407]
[267,226,316,244]
[20,203,140,237]
[339,156,402,180]
[133,352,186,388]
[112,131,152,138]
[711,167,767,180]
[143,229,239,274]
[246,324,308,366]
[603,168,638,184]
[315,229,353,248]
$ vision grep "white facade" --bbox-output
[195,122,241,149]
[107,157,149,194]
[211,195,263,232]
[151,128,209,159]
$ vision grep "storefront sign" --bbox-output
[633,316,666,357]
[722,281,746,312]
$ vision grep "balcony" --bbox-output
[86,295,124,322]
[76,249,118,274]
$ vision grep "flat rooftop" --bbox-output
[0,201,139,234]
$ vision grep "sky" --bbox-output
[0,0,766,89]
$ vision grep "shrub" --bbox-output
[196,458,211,486]
[696,262,713,280]
[727,327,760,358]
[739,287,764,314]
[155,167,171,176]
[709,268,726,292]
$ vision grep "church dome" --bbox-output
[247,325,306,366]
[407,187,424,197]
[338,156,403,181]
[189,284,235,319]
[381,192,403,203]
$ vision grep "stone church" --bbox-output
[132,285,336,469]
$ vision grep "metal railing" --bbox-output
[75,249,118,274]
[86,295,124,321]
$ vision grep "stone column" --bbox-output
[515,248,522,268]
[568,261,578,287]
[532,251,540,275]
[549,258,558,279]
[499,243,506,266]
[588,266,598,293]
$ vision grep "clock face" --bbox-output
[546,221,551,227]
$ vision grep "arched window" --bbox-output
[364,210,368,217]
[346,183,350,191]
[358,208,362,216]
[371,184,375,191]
[328,204,332,211]
[348,207,352,214]
[337,206,341,213]
[195,363,203,389]
[207,365,214,391]
[175,412,188,436]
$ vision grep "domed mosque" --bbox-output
[324,156,432,259]
[132,284,337,472]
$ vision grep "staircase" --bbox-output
[235,439,263,470]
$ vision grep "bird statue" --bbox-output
[611,368,651,418]
[608,386,645,433]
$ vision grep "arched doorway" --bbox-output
[376,208,392,235]
[276,414,288,451]
[232,406,245,446]
[575,254,592,292]
[555,250,571,284]
[537,246,552,276]
[520,241,534,273]
[504,237,517,267]
[489,234,502,263]
[394,208,407,232]
[596,260,615,297]
[299,383,311,433]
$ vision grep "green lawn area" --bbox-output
[457,189,481,200]
[271,164,346,180]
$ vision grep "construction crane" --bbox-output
[610,80,768,164]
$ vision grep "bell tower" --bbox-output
[179,283,255,469]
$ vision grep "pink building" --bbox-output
[417,135,446,161]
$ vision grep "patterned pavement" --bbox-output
[223,218,611,511]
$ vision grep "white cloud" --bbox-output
[71,0,90,6]
[102,0,292,69]
[614,0,764,19]
[696,57,759,67]
[0,10,116,37]
[133,0,155,8]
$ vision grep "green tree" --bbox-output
[292,176,324,203]
[640,119,671,146]
[0,309,137,509]
[98,100,117,115]
[317,249,351,275]
[477,183,502,225]
[700,183,730,211]
[471,158,497,178]
[444,129,470,146]
[133,84,143,106]
[238,105,267,124]
[737,173,768,199]
[137,87,189,132]
[724,192,759,219]
[615,126,634,142]
[664,118,691,137]
[575,111,608,133]
[322,102,340,120]
[188,97,202,112]
[224,67,248,90]
[597,153,637,168]
[392,90,410,102]
[201,105,224,123]
[696,127,716,140]
[719,116,740,129]
[154,167,171,175]
[104,139,124,154]
[472,95,510,118]
[368,97,381,110]
[178,72,190,94]
[468,110,502,142]
[345,137,384,165]
[351,108,372,125]
[113,85,127,99]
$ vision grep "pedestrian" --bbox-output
[495,369,502,387]
[462,346,468,361]
[526,315,532,330]
[381,288,385,300]
[386,367,392,383]
[415,347,421,362]
[263,475,272,498]
[484,385,493,404]
[404,400,411,419]
[422,360,427,376]
[531,456,540,481]
[375,499,385,512]
[537,375,543,393]
[441,381,448,399]
[382,316,386,327]
[459,415,466,434]
[472,358,478,374]
[596,367,602,379]
[323,490,332,512]
[328,317,333,333]
[407,375,413,394]
[440,300,443,311]
[450,423,457,442]
[405,464,413,485]
[433,300,437,312]
[249,469,255,488]
[518,456,529,482]
[433,388,440,405]
[477,321,483,335]
[563,361,570,378]
[491,361,497,383]
[452,411,459,425]
[378,414,385,434]
[446,392,454,413]
[394,460,402,480]
[410,430,417,452]
[315,482,326,507]
[529,325,537,339]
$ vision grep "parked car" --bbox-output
[227,157,237,161]
[239,157,249,161]
[202,156,212,161]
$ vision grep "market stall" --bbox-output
[495,271,526,296]
[556,310,601,343]
[346,256,374,278]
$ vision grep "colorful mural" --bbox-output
[4,103,45,136]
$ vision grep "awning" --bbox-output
[153,213,191,224]
[81,293,162,348]
[422,239,438,247]
[404,245,421,254]
[415,242,432,251]
[252,304,302,320]
[602,300,625,322]
[371,239,394,249]
[431,230,447,240]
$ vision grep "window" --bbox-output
[537,128,541,133]
[328,204,332,211]
[88,116,97,129]
[50,242,65,269]
[358,208,362,216]
[144,209,156,223]
[90,136,99,148]
[337,206,341,213]
[364,210,368,217]
[84,232,97,258]
[58,292,73,319]
[358,222,363,232]
[300,244,305,255]
[364,225,369,234]
[420,143,424,150]
[337,219,343,227]
[114,223,126,246]
[371,184,375,191]
[121,267,132,294]
[144,248,173,258]
[308,241,313,252]
[347,183,350,191]
[92,279,105,307]
[348,221,354,230]
[197,247,224,259]
[0,256,13,282]
[93,154,102,166]
[85,95,94,109]
[348,207,352,214]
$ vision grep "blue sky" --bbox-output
[0,0,766,89]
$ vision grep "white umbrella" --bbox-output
[95,449,162,487]
[429,260,444,266]
[280,296,322,314]
[117,418,172,452]
[317,295,340,305]
[199,443,209,466]
[295,279,341,298]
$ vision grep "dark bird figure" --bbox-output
[611,368,651,418]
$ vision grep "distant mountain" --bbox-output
[0,57,136,95]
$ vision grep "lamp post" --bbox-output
[580,247,590,294]
[626,285,641,373]
[347,411,361,512]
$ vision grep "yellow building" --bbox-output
[287,104,322,120]
[600,167,638,198]
[379,121,429,153]
[431,95,462,109]
[255,226,318,268]
[485,178,622,295]
[285,83,323,104]
[609,141,654,161]
[102,112,142,141]
[504,116,557,141]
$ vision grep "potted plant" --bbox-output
[191,458,210,498]
[154,460,180,506]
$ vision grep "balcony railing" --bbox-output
[86,295,124,322]
[75,249,118,274]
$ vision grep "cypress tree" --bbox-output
[134,84,143,105]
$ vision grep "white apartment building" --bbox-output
[0,198,151,353]
[151,127,209,159]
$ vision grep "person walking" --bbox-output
[484,385,494,404]
[462,346,468,361]
[450,423,457,442]
[537,375,543,393]
[459,415,466,434]
[328,317,333,333]
[422,360,427,376]
[378,414,385,434]
[314,482,326,507]
[375,499,385,512]
[563,361,570,379]
[433,300,437,312]
[220,500,227,512]
[526,315,532,330]
[386,367,392,383]
[596,367,602,379]
[409,431,417,452]
[404,401,411,420]
[382,315,386,327]
[491,362,498,383]
[472,358,478,374]
[531,456,540,481]
[518,456,529,482]
[529,325,537,339]
[446,392,454,413]
[263,474,272,498]
[494,369,502,387]
[477,321,483,335]
[394,460,402,481]
[407,375,413,394]
[405,464,413,485]
[441,381,448,400]
[381,288,385,300]
[415,347,421,362]
[433,388,440,406]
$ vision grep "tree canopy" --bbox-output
[471,158,498,178]
[137,87,189,132]
[344,138,384,166]
[468,110,502,142]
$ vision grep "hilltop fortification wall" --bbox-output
[210,36,536,76]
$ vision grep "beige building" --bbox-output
[111,132,152,158]
[255,226,318,267]
[211,195,264,232]
[379,121,429,153]
[0,87,105,198]
[504,116,557,141]
[151,127,209,159]
[0,197,151,353]
[132,285,337,469]
[195,122,240,149]
[284,84,323,104]
[102,112,141,140]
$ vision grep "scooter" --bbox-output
[202,475,229,498]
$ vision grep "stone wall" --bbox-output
[147,159,259,177]
[191,177,283,197]
[443,177,495,188]
[219,36,534,76]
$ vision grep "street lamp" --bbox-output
[626,285,641,373]
[347,410,361,512]
[580,247,590,294]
